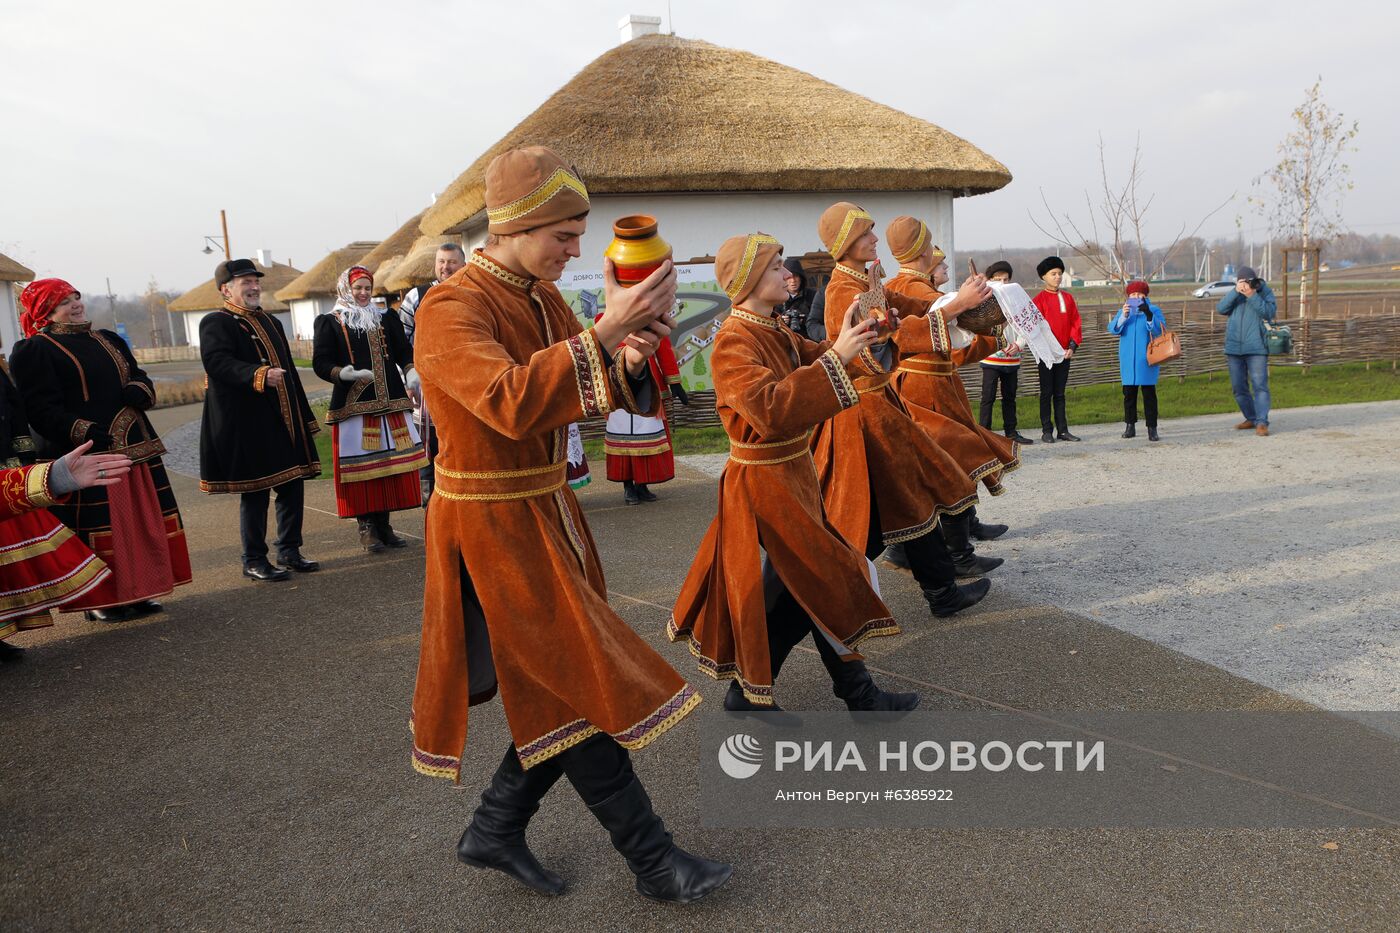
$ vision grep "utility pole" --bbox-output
[220,209,231,260]
[106,277,117,329]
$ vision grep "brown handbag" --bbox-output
[1147,329,1182,366]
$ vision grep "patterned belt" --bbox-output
[853,373,893,395]
[728,433,812,466]
[897,357,955,376]
[434,460,567,502]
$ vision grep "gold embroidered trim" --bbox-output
[69,419,95,446]
[46,321,92,335]
[729,447,810,466]
[730,431,813,449]
[435,460,563,480]
[468,250,532,290]
[897,267,932,282]
[12,437,35,454]
[90,330,132,385]
[485,167,590,226]
[818,348,860,409]
[829,208,873,259]
[892,221,929,264]
[723,234,780,299]
[567,329,610,418]
[24,462,55,509]
[432,476,567,502]
[729,306,781,329]
[833,263,869,283]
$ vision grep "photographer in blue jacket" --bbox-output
[1109,280,1165,441]
[1215,266,1277,436]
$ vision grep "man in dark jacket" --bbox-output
[199,258,322,581]
[778,257,815,337]
[1216,265,1277,436]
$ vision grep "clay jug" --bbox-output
[604,214,672,287]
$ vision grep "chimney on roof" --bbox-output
[255,249,273,267]
[618,14,661,43]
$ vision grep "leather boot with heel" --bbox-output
[942,512,1004,577]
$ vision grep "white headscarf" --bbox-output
[331,265,380,333]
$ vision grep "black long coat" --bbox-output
[198,306,321,494]
[311,309,415,424]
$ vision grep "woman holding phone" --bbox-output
[1109,280,1165,441]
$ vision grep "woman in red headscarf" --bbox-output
[9,279,192,623]
[313,265,426,551]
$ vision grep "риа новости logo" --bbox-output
[718,733,763,779]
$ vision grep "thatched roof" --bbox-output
[0,251,35,283]
[274,240,380,302]
[169,259,303,313]
[359,211,425,295]
[420,34,1012,236]
[385,235,457,292]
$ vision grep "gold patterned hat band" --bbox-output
[830,209,873,259]
[724,234,781,299]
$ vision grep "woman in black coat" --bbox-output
[313,265,426,552]
[10,279,191,623]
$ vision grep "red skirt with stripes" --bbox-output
[332,423,424,518]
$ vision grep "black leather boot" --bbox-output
[942,513,1004,577]
[587,777,732,904]
[819,649,919,711]
[1148,425,1160,442]
[457,745,567,896]
[358,518,386,553]
[723,679,783,712]
[622,480,641,506]
[1041,430,1056,443]
[923,579,992,617]
[880,543,910,569]
[375,513,408,548]
[635,483,659,503]
[1122,422,1136,439]
[969,508,1008,541]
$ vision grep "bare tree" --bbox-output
[1252,77,1359,250]
[1032,134,1232,286]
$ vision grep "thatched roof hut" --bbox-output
[170,258,302,314]
[0,251,35,283]
[359,211,425,296]
[420,33,1011,238]
[385,234,455,293]
[0,251,36,353]
[275,240,380,303]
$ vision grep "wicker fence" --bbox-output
[134,339,315,365]
[582,310,1400,439]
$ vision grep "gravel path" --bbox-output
[686,399,1400,711]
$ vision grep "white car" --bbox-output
[1193,280,1236,299]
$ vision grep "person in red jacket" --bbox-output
[1032,257,1083,442]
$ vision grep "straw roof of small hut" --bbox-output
[420,34,1012,236]
[274,240,380,302]
[169,259,303,313]
[385,235,458,293]
[359,211,425,295]
[0,251,35,283]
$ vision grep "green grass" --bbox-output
[292,358,313,368]
[986,361,1400,431]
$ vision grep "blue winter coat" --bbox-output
[1215,283,1277,356]
[1108,300,1165,385]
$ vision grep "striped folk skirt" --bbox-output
[603,406,674,484]
[332,411,428,518]
[0,509,110,638]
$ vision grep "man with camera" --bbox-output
[1215,266,1277,436]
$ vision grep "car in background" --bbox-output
[1193,280,1236,299]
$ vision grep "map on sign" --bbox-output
[557,263,729,392]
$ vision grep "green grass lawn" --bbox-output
[329,362,1400,473]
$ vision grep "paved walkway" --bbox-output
[3,402,1397,931]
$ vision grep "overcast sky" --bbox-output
[2,0,1393,295]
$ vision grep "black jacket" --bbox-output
[199,306,321,494]
[311,310,415,424]
[0,363,36,467]
[10,323,164,463]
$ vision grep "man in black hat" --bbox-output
[198,258,322,582]
[1031,256,1083,442]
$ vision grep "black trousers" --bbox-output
[866,492,956,590]
[1038,360,1073,432]
[979,366,1019,432]
[1123,385,1159,427]
[239,479,305,564]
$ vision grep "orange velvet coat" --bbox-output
[668,308,897,705]
[410,251,699,780]
[886,270,1020,494]
[811,264,977,554]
